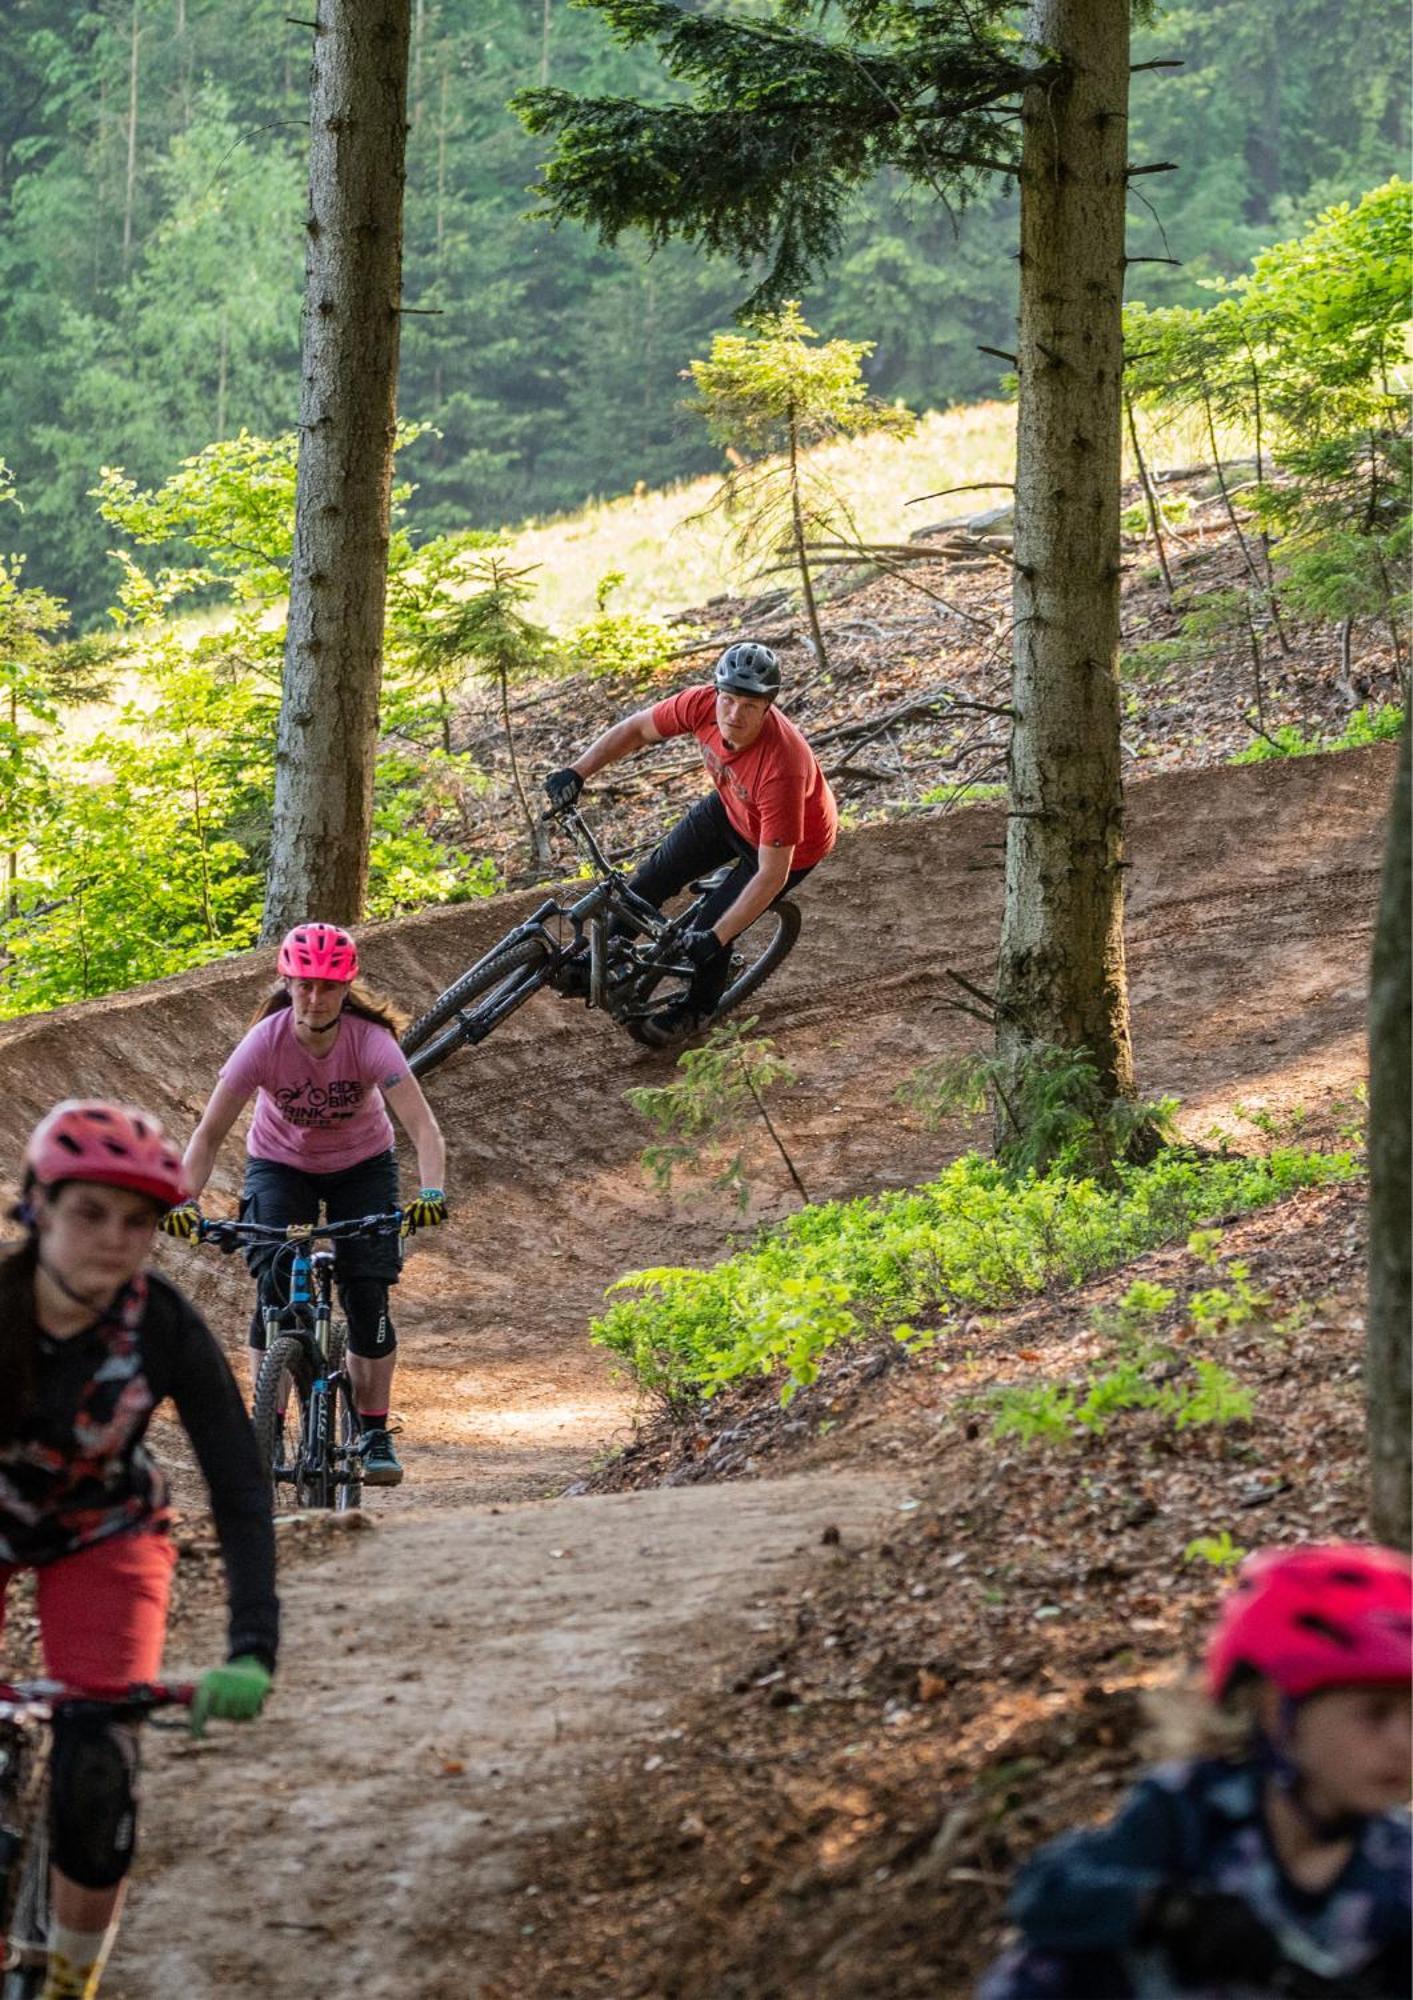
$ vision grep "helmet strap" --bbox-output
[1257,1704,1366,1843]
[35,1245,133,1332]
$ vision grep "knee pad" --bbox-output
[49,1715,139,1890]
[341,1278,396,1358]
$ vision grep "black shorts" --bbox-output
[241,1150,402,1330]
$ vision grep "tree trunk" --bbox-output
[787,401,829,674]
[122,0,141,269]
[995,0,1135,1116]
[1367,722,1411,1549]
[498,666,550,871]
[263,0,413,938]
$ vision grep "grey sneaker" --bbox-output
[360,1429,404,1486]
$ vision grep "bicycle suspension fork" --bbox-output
[307,1252,337,1474]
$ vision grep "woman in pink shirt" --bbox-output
[168,924,447,1487]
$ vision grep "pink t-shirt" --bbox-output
[220,1009,413,1173]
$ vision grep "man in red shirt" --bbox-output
[545,642,837,1044]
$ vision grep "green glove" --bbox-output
[402,1188,448,1235]
[190,1656,272,1737]
[159,1202,203,1241]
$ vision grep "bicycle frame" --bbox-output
[263,1230,341,1497]
[199,1213,403,1507]
[441,808,705,1044]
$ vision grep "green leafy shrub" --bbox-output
[1229,702,1405,764]
[896,1043,1180,1180]
[1184,1530,1249,1572]
[565,572,703,682]
[992,1356,1252,1445]
[990,1243,1259,1452]
[591,1144,1356,1411]
[626,1018,805,1206]
[915,781,1007,809]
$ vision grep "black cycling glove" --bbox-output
[545,767,583,810]
[682,927,728,969]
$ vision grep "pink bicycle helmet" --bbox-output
[1207,1543,1413,1703]
[25,1100,190,1209]
[277,923,359,983]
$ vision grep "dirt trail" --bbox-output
[0,745,1395,1995]
[115,1475,899,1999]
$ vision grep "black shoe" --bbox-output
[629,998,707,1049]
[555,951,591,998]
[360,1429,404,1486]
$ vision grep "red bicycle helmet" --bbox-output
[1207,1543,1413,1703]
[25,1100,190,1209]
[276,923,359,983]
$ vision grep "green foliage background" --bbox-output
[0,0,1405,619]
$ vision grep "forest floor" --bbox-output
[0,487,1401,1996]
[445,464,1403,891]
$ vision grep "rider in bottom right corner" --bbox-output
[976,1543,1412,2000]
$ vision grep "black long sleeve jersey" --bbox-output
[0,1268,279,1670]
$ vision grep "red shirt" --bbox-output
[650,685,838,868]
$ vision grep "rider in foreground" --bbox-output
[978,1542,1412,1998]
[165,924,448,1488]
[0,1100,278,2000]
[545,642,837,1046]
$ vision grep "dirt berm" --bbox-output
[0,744,1395,1997]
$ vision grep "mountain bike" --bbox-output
[196,1211,405,1512]
[0,1679,192,1999]
[401,801,801,1079]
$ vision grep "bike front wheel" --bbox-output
[252,1336,315,1510]
[402,935,552,1079]
[0,1723,50,2000]
[712,898,802,1020]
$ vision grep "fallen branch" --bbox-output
[907,482,1015,507]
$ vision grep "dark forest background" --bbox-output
[1,0,1406,621]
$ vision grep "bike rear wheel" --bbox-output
[402,935,552,1078]
[712,898,802,1020]
[252,1336,315,1511]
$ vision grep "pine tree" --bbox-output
[263,0,414,935]
[1367,722,1411,1549]
[516,0,1143,1130]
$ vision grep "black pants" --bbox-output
[241,1150,402,1357]
[627,794,815,1011]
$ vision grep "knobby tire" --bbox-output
[252,1336,314,1510]
[0,1723,49,2000]
[712,899,802,1020]
[402,936,551,1079]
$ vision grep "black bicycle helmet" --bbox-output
[714,642,782,701]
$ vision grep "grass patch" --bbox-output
[505,403,1016,628]
[591,1146,1358,1418]
[1229,701,1404,763]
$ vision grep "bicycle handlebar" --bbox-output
[544,801,676,941]
[196,1210,405,1253]
[0,1679,195,1718]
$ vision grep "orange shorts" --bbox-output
[0,1528,177,1693]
